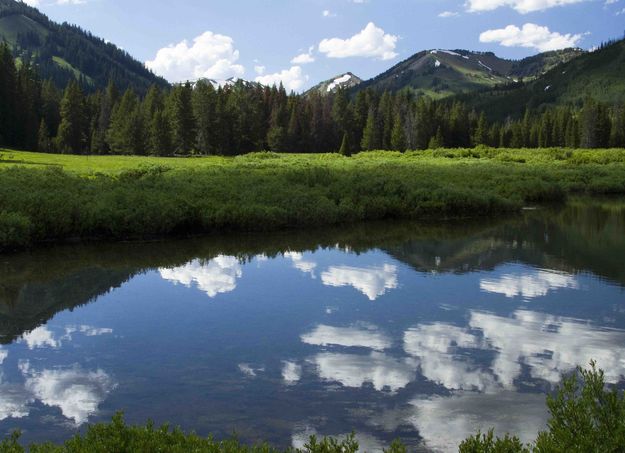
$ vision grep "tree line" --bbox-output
[1,43,624,155]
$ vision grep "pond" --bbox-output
[0,198,624,452]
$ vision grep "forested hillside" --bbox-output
[0,0,167,93]
[1,43,624,154]
[355,48,582,99]
[461,38,625,119]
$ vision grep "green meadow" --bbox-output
[1,147,625,251]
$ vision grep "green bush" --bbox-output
[460,362,625,453]
[0,414,404,453]
[0,211,33,250]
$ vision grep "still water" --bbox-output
[0,198,624,452]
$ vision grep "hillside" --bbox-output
[0,0,167,93]
[461,38,625,119]
[305,72,363,96]
[356,48,582,99]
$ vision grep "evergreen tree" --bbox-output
[390,112,406,152]
[107,89,145,154]
[361,107,380,151]
[473,112,488,146]
[338,132,351,157]
[170,82,196,154]
[56,80,87,153]
[37,119,52,153]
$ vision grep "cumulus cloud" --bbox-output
[146,31,245,83]
[439,11,460,17]
[159,256,243,298]
[480,23,584,52]
[467,0,586,13]
[254,66,309,92]
[311,352,417,392]
[480,268,579,300]
[21,362,115,425]
[318,22,398,60]
[321,264,398,301]
[20,327,59,350]
[301,324,392,351]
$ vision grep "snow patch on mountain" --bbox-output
[327,74,353,92]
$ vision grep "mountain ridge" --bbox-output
[0,0,168,93]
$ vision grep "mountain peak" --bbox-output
[305,72,363,96]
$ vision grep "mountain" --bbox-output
[305,72,363,96]
[355,48,583,99]
[0,0,167,93]
[461,38,625,119]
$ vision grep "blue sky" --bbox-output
[26,0,625,91]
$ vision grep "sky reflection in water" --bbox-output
[0,199,624,452]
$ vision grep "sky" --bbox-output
[23,0,625,91]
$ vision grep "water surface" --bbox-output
[0,198,624,452]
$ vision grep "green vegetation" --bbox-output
[1,148,625,251]
[2,39,625,156]
[460,362,625,452]
[0,413,388,453]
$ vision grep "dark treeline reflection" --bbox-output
[1,197,623,344]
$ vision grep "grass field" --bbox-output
[1,147,625,251]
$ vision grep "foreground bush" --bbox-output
[460,362,625,452]
[0,414,407,453]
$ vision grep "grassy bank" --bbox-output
[1,148,625,251]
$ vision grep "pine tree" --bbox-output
[390,112,406,152]
[429,127,444,149]
[361,107,379,151]
[338,132,351,156]
[192,80,217,154]
[37,119,51,153]
[0,43,17,146]
[56,81,87,154]
[107,89,145,154]
[473,112,488,146]
[91,80,119,154]
[170,82,196,154]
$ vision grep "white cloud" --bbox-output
[470,310,625,386]
[480,268,578,299]
[480,23,584,52]
[318,22,398,60]
[467,0,586,13]
[409,392,548,452]
[301,324,392,351]
[21,362,115,425]
[159,256,243,298]
[439,11,460,17]
[255,66,309,92]
[282,361,302,385]
[20,327,59,350]
[291,52,315,64]
[0,384,32,421]
[146,31,245,83]
[284,251,317,277]
[311,352,417,392]
[321,264,398,301]
[404,324,496,392]
[254,65,266,75]
[322,9,337,17]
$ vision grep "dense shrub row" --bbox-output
[1,149,624,251]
